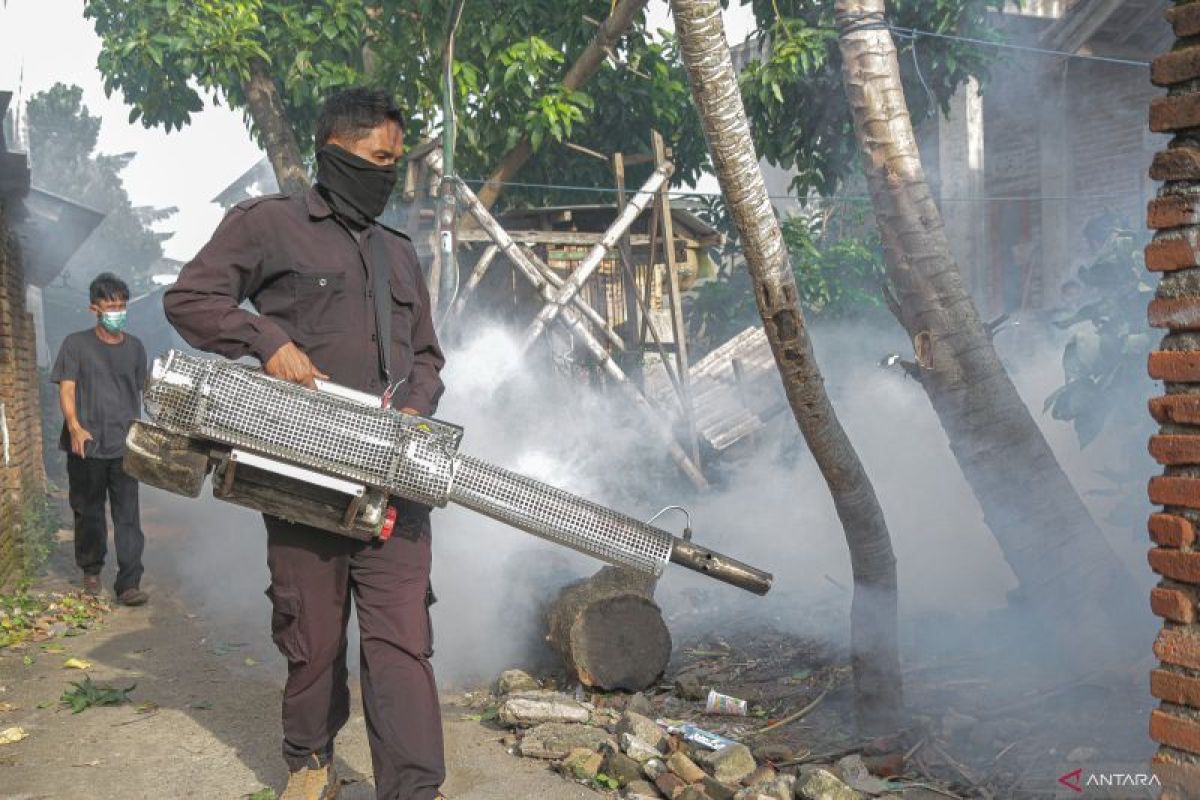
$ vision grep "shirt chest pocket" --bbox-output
[291,270,347,335]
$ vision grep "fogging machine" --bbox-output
[125,351,772,595]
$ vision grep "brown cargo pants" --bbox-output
[264,507,444,800]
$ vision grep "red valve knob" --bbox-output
[379,506,398,541]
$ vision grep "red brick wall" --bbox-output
[0,196,46,589]
[1146,4,1200,795]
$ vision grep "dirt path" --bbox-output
[0,494,597,800]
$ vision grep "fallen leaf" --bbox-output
[0,702,15,713]
[189,701,213,710]
[41,644,65,654]
[244,657,257,666]
[0,727,28,745]
[63,658,92,670]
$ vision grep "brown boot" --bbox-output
[81,574,100,596]
[116,588,149,606]
[280,757,338,800]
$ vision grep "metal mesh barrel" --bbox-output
[448,455,672,575]
[144,352,460,507]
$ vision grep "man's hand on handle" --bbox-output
[68,424,93,458]
[265,342,328,388]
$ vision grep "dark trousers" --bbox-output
[264,512,444,800]
[67,455,145,594]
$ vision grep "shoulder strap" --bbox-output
[369,230,392,384]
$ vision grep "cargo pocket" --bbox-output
[266,585,308,666]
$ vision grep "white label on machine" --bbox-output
[229,449,366,497]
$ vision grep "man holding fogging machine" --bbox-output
[164,89,447,800]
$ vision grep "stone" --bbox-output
[699,776,738,800]
[758,776,795,800]
[751,743,793,763]
[655,772,687,798]
[605,751,646,787]
[677,788,711,800]
[732,791,773,800]
[562,747,604,780]
[675,674,706,701]
[643,757,670,780]
[627,692,657,718]
[517,722,615,760]
[668,751,709,784]
[695,743,757,785]
[618,711,669,751]
[744,764,776,786]
[498,691,591,727]
[496,668,540,694]
[623,732,665,763]
[795,768,863,800]
[837,755,890,795]
[623,779,664,799]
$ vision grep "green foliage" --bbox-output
[20,493,60,579]
[0,591,109,649]
[246,790,277,800]
[687,205,886,356]
[24,83,174,294]
[83,1,708,207]
[742,0,1006,195]
[1044,227,1153,448]
[60,675,136,713]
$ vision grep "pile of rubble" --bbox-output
[479,670,937,800]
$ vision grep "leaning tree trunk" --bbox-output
[834,0,1143,665]
[669,0,901,734]
[547,567,672,692]
[243,57,309,195]
[475,0,651,210]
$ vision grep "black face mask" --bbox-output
[315,144,398,223]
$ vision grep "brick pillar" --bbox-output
[1146,4,1200,795]
[0,195,45,589]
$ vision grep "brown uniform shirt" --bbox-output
[163,187,445,415]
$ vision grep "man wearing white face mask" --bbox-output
[51,272,149,605]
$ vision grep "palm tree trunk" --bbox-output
[476,0,651,209]
[834,0,1142,665]
[669,0,901,733]
[243,57,308,195]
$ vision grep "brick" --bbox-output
[1168,4,1200,39]
[1148,231,1200,271]
[1155,49,1200,87]
[1150,196,1200,230]
[1153,669,1200,706]
[1151,548,1200,583]
[1151,709,1200,753]
[1156,627,1200,670]
[1153,476,1200,509]
[1152,148,1200,180]
[1152,514,1198,547]
[1152,94,1200,133]
[1154,587,1199,623]
[1153,753,1200,799]
[1150,352,1200,382]
[1152,298,1200,330]
[1153,395,1200,425]
[1152,435,1200,464]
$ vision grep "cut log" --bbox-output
[546,566,671,691]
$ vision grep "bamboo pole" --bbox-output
[521,164,673,351]
[449,243,499,318]
[444,158,708,490]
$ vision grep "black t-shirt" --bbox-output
[50,330,147,459]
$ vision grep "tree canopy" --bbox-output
[740,0,1006,195]
[83,0,708,206]
[25,82,174,292]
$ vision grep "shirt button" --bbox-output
[318,278,328,287]
[371,334,378,342]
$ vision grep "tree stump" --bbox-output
[546,566,671,691]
